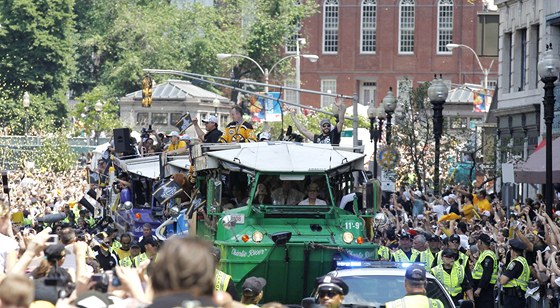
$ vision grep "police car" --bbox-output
[304,261,457,308]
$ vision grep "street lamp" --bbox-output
[428,75,449,196]
[446,43,492,94]
[22,92,30,135]
[537,43,560,216]
[213,97,221,116]
[95,100,103,145]
[217,45,318,101]
[368,103,386,179]
[382,87,397,145]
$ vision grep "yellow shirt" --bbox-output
[474,195,492,212]
[11,211,24,224]
[219,121,256,143]
[167,140,187,152]
[114,247,131,261]
[462,203,475,221]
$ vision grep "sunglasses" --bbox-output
[318,290,341,298]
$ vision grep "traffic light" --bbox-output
[142,74,154,107]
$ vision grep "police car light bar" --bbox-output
[336,261,426,269]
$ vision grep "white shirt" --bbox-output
[0,233,19,273]
[298,198,327,205]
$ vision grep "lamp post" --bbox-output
[368,104,386,179]
[537,43,560,216]
[428,75,449,196]
[217,49,318,100]
[213,97,220,116]
[22,92,30,135]
[95,100,103,145]
[382,87,397,145]
[446,43,491,94]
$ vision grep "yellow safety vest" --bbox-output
[133,253,149,267]
[503,256,530,291]
[120,256,134,267]
[431,263,465,297]
[419,250,435,271]
[386,294,444,308]
[392,249,420,262]
[472,250,498,284]
[378,245,391,260]
[215,269,232,292]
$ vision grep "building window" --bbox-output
[399,0,415,54]
[503,32,512,93]
[283,80,297,105]
[152,113,168,125]
[137,113,149,126]
[170,113,183,127]
[437,0,453,54]
[321,79,337,108]
[323,0,339,53]
[477,13,499,57]
[361,0,377,53]
[518,28,527,91]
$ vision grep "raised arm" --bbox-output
[335,97,347,133]
[192,118,205,141]
[289,111,314,141]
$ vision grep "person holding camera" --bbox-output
[499,239,530,308]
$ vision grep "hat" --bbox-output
[169,131,179,137]
[130,241,140,248]
[320,119,331,127]
[242,277,267,294]
[144,237,159,247]
[414,190,422,198]
[482,210,491,217]
[448,234,460,243]
[478,234,493,244]
[258,132,271,141]
[180,134,192,141]
[509,239,527,250]
[44,244,66,260]
[316,275,349,295]
[442,248,458,259]
[405,264,426,281]
[448,194,457,201]
[428,234,441,242]
[202,115,218,124]
[398,231,413,240]
[75,290,114,308]
[443,196,450,203]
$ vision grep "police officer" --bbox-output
[386,264,444,308]
[413,234,434,271]
[120,240,141,267]
[499,239,530,308]
[431,249,474,305]
[472,234,498,307]
[315,275,349,308]
[391,232,420,262]
[211,246,239,300]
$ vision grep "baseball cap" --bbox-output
[130,241,140,248]
[44,244,67,260]
[442,248,458,259]
[202,115,218,124]
[449,234,460,243]
[320,119,331,127]
[478,234,493,244]
[427,234,441,242]
[398,231,413,240]
[414,190,422,198]
[258,132,271,141]
[405,264,426,281]
[242,277,267,294]
[509,239,527,250]
[316,275,349,295]
[180,134,192,141]
[169,131,179,137]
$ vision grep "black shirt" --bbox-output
[95,250,119,271]
[313,126,341,145]
[204,129,223,143]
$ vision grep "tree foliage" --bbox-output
[32,132,78,173]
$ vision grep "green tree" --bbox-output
[32,132,78,173]
[70,86,122,138]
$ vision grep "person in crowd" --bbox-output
[427,234,442,257]
[219,105,257,143]
[299,183,327,205]
[164,131,188,155]
[271,181,305,205]
[0,197,19,274]
[391,231,420,262]
[499,239,530,308]
[431,249,474,305]
[94,232,119,271]
[413,234,434,271]
[0,274,34,307]
[120,240,141,267]
[147,237,217,308]
[315,275,349,308]
[254,184,272,204]
[193,115,223,143]
[472,234,498,308]
[139,223,156,252]
[410,190,425,218]
[258,131,271,142]
[241,276,267,307]
[289,97,346,145]
[114,233,132,262]
[386,264,444,307]
[134,237,158,267]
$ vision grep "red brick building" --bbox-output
[290,0,498,110]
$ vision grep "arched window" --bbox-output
[437,0,454,53]
[361,0,377,53]
[399,0,415,54]
[323,0,339,53]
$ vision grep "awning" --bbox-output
[514,137,560,183]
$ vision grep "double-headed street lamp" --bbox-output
[382,88,397,145]
[22,91,30,135]
[218,39,318,105]
[428,75,449,196]
[537,44,560,216]
[447,43,492,95]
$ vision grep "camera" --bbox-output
[91,273,109,292]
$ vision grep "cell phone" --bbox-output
[46,234,58,245]
[111,272,121,286]
[91,273,105,282]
